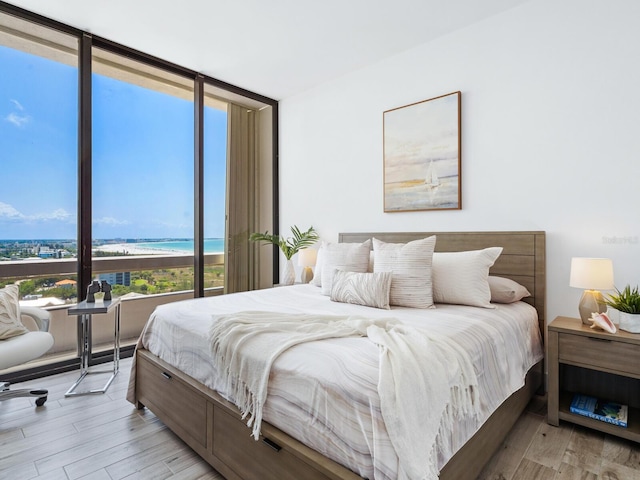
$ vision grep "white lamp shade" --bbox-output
[298,248,318,267]
[569,257,614,290]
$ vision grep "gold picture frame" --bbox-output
[383,91,461,212]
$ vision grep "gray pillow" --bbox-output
[488,276,531,303]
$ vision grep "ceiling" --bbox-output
[4,0,531,100]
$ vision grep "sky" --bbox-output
[0,44,227,241]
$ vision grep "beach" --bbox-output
[94,244,187,255]
[94,239,225,256]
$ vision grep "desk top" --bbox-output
[68,298,120,315]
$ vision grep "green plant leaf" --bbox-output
[249,225,319,260]
[603,284,640,314]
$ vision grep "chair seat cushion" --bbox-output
[0,331,54,370]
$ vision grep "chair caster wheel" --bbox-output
[35,397,47,407]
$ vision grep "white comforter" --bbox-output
[132,284,543,480]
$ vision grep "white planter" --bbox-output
[618,311,640,333]
[281,259,296,285]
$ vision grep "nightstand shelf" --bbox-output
[548,316,640,443]
[557,391,640,442]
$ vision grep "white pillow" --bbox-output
[320,240,372,295]
[373,236,436,308]
[0,284,29,340]
[432,247,503,308]
[330,271,392,310]
[489,276,531,304]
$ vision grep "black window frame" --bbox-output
[0,1,280,300]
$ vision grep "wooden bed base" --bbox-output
[136,349,542,480]
[134,231,546,480]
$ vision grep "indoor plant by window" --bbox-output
[603,284,640,333]
[250,226,319,285]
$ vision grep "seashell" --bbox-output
[589,312,617,334]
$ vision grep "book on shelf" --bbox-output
[570,394,628,428]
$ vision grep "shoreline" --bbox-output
[94,244,185,255]
[94,244,224,255]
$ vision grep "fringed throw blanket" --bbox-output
[209,311,479,480]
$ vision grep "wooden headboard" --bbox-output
[339,231,546,334]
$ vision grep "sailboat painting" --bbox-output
[383,91,461,212]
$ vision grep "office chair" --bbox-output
[0,306,54,406]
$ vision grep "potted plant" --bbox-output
[250,226,319,285]
[603,284,640,333]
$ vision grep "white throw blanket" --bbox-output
[209,311,479,480]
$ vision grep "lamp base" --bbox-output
[301,267,314,284]
[578,289,606,325]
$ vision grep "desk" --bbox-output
[66,298,121,396]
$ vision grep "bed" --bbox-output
[127,231,546,480]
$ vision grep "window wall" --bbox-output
[0,12,79,305]
[91,47,198,295]
[204,90,229,289]
[0,3,277,379]
[203,95,228,254]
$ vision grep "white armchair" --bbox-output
[0,306,54,406]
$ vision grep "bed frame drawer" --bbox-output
[136,352,208,448]
[213,405,333,480]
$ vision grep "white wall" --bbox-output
[278,0,640,323]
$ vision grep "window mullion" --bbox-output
[78,32,92,300]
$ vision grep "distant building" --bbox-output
[99,272,131,286]
[37,246,67,258]
[55,279,77,289]
[38,246,56,258]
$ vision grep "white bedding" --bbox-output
[132,284,543,480]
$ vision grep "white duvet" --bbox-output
[132,284,543,480]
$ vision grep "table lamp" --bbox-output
[298,248,317,284]
[569,257,614,325]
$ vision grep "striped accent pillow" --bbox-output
[373,236,436,308]
[432,247,503,308]
[320,240,372,295]
[330,271,393,309]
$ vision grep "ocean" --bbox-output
[135,238,225,254]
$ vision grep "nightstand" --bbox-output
[548,316,640,442]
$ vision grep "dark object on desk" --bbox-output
[86,280,101,303]
[101,280,112,301]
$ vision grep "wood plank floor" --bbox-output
[2,358,639,479]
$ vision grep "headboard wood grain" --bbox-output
[338,231,546,335]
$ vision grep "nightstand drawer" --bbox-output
[559,333,640,377]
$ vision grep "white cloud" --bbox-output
[10,99,24,111]
[33,208,73,221]
[0,203,127,227]
[93,216,130,226]
[0,202,25,219]
[5,99,31,127]
[5,112,30,127]
[0,202,73,223]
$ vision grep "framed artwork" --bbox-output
[383,91,461,212]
